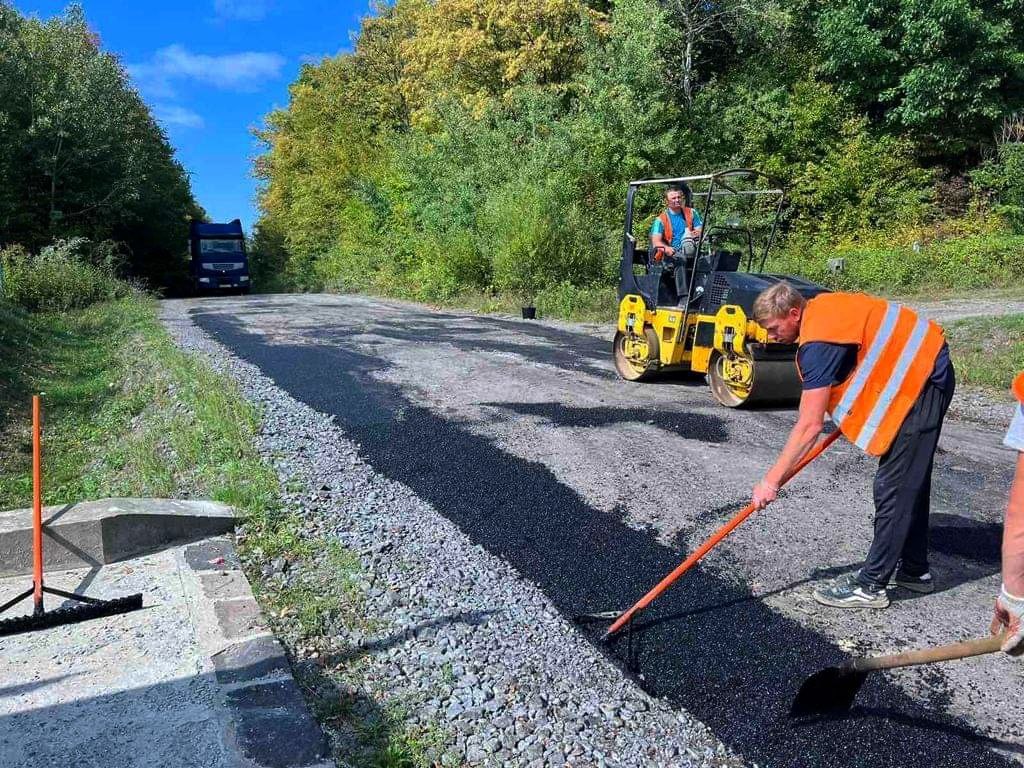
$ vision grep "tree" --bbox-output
[398,0,605,124]
[0,3,198,286]
[664,0,755,107]
[817,0,1024,155]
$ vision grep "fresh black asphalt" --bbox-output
[191,304,1018,768]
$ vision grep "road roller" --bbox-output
[613,169,827,407]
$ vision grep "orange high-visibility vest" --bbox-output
[1013,372,1024,403]
[797,293,946,456]
[653,208,695,261]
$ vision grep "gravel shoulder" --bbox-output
[909,296,1024,326]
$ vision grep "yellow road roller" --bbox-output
[614,169,827,407]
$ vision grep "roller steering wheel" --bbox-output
[654,237,698,270]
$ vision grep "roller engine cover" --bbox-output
[696,271,825,316]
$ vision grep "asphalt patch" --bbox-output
[192,307,1018,768]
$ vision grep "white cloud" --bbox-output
[153,104,204,129]
[214,0,272,21]
[127,61,178,100]
[129,45,286,99]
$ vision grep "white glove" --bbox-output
[991,585,1024,655]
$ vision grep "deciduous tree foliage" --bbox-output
[253,0,1024,303]
[0,3,200,288]
[817,0,1024,153]
[399,0,605,124]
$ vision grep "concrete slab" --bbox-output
[212,635,291,685]
[0,536,329,768]
[0,498,235,577]
[213,598,265,640]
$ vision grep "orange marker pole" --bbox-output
[32,395,44,616]
[604,429,842,639]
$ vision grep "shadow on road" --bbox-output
[482,401,730,443]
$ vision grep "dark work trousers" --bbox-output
[858,377,955,589]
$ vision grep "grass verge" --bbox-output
[944,313,1024,393]
[0,296,277,511]
[0,295,451,767]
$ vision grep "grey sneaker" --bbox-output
[892,570,934,594]
[813,573,890,609]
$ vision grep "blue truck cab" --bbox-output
[189,219,251,294]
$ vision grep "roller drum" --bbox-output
[708,344,801,408]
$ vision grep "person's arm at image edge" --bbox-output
[993,450,1024,654]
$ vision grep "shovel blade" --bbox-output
[789,665,868,718]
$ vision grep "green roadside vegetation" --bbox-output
[249,0,1024,318]
[945,314,1024,394]
[0,4,202,291]
[774,235,1024,298]
[0,296,276,511]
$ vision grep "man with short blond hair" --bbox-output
[751,283,954,609]
[752,282,806,324]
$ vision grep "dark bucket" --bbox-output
[521,306,537,320]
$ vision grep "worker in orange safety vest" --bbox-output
[749,282,955,609]
[992,372,1024,654]
[649,185,702,262]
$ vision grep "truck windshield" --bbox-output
[199,239,244,255]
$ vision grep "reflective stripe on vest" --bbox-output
[798,293,945,456]
[656,208,695,255]
[831,302,901,425]
[854,314,933,452]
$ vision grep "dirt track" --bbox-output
[177,293,1023,767]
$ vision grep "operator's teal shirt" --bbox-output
[650,208,703,248]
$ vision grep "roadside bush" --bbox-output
[408,229,489,302]
[534,281,615,321]
[973,143,1024,233]
[0,239,135,312]
[774,233,1024,294]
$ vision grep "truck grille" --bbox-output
[210,262,242,271]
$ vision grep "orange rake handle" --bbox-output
[32,395,44,614]
[604,429,841,639]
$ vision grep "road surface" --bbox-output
[178,294,1023,768]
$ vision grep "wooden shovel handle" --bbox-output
[852,633,1005,674]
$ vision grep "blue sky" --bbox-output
[15,0,372,231]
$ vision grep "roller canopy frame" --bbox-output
[618,169,787,325]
